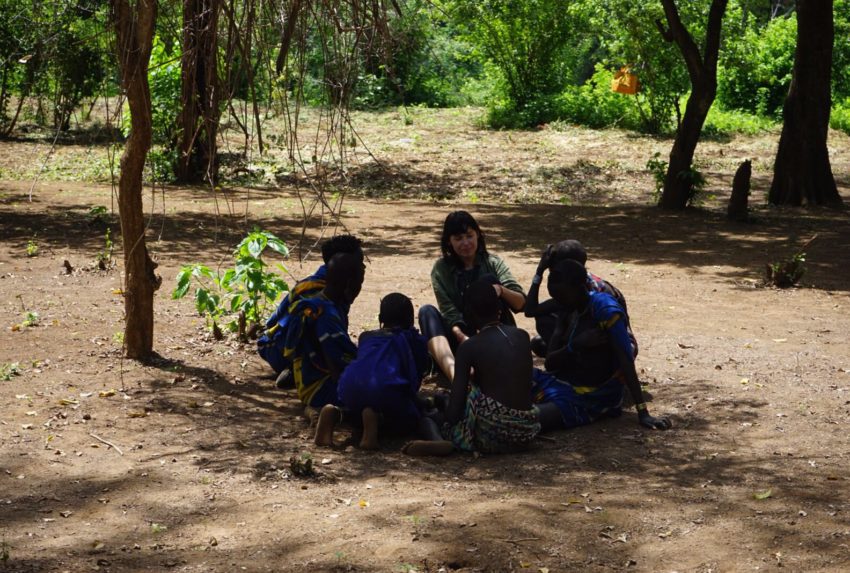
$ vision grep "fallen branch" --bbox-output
[89,432,124,455]
[498,537,541,544]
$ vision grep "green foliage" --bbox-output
[766,251,806,288]
[646,152,668,202]
[26,238,38,257]
[21,311,39,328]
[0,362,22,381]
[86,205,110,225]
[703,104,777,135]
[96,228,113,270]
[718,5,797,117]
[450,0,585,126]
[575,0,691,134]
[831,98,850,135]
[173,229,290,337]
[556,64,641,130]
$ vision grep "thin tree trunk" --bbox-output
[111,0,161,359]
[769,0,842,206]
[657,0,728,210]
[176,0,220,183]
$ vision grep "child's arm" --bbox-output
[445,342,473,425]
[543,314,574,372]
[608,318,671,430]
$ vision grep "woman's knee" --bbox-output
[418,305,446,339]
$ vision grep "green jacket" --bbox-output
[430,252,525,330]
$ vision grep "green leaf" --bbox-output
[267,237,289,257]
[172,269,192,299]
[753,489,772,500]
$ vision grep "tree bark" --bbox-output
[176,0,221,184]
[769,0,842,207]
[657,0,728,210]
[111,0,161,359]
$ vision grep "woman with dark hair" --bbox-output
[419,211,526,381]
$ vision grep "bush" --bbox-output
[703,105,778,136]
[718,7,796,117]
[831,98,850,135]
[555,64,640,130]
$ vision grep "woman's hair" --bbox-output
[440,210,488,263]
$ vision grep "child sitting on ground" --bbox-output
[404,279,541,456]
[315,293,430,449]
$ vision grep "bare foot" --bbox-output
[402,440,454,457]
[314,405,339,447]
[358,407,380,450]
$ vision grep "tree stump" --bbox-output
[727,159,751,221]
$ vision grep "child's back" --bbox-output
[337,326,428,432]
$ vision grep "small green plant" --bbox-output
[289,453,314,477]
[646,152,667,202]
[96,228,113,270]
[677,166,707,206]
[87,205,110,225]
[1,538,10,564]
[22,312,39,327]
[1,362,22,381]
[766,251,806,288]
[112,331,124,345]
[150,523,168,534]
[173,229,289,339]
[26,238,39,257]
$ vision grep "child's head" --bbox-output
[550,239,587,267]
[463,279,501,330]
[321,234,364,264]
[379,292,414,329]
[547,258,588,309]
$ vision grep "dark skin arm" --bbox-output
[543,313,572,372]
[446,340,473,425]
[525,245,556,318]
[610,325,671,430]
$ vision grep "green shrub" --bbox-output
[173,229,289,338]
[555,64,640,130]
[703,105,777,136]
[718,7,796,118]
[831,98,850,135]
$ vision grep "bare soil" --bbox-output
[1,109,850,573]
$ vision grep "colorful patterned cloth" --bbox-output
[531,367,624,428]
[532,291,631,426]
[257,265,327,373]
[282,295,357,407]
[442,385,540,454]
[337,328,429,434]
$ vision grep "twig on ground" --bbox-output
[89,432,124,455]
[498,537,541,544]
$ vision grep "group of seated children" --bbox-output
[258,231,670,457]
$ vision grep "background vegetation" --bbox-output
[1,1,849,171]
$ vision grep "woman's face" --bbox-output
[449,228,479,262]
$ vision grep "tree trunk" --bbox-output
[111,0,161,359]
[657,0,728,210]
[728,159,752,221]
[176,0,220,184]
[769,0,842,207]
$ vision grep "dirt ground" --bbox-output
[2,109,850,573]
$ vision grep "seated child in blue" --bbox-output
[315,293,430,450]
[257,235,362,380]
[533,259,671,432]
